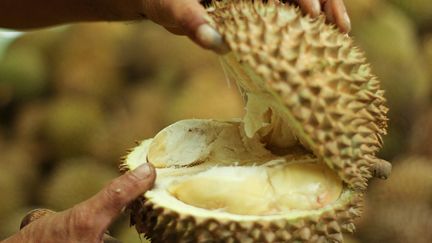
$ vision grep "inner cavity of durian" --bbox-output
[143,118,342,216]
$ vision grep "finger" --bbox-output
[299,0,321,18]
[169,0,229,53]
[82,163,156,227]
[165,26,187,36]
[142,0,177,27]
[330,0,351,33]
[324,0,335,24]
[324,0,350,33]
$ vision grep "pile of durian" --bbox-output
[121,1,390,242]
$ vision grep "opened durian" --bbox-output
[121,1,389,242]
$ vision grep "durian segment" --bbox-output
[130,120,342,216]
[147,119,276,168]
[208,0,389,189]
[168,163,342,215]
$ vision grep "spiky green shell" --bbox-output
[208,0,388,189]
[129,190,362,243]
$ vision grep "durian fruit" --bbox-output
[345,0,430,159]
[0,142,40,195]
[88,84,168,165]
[40,158,117,210]
[409,109,432,158]
[387,0,432,31]
[121,1,389,242]
[424,35,432,78]
[0,169,26,220]
[0,45,48,102]
[343,0,377,25]
[42,97,105,158]
[13,102,47,141]
[165,67,244,123]
[119,22,220,86]
[52,23,126,99]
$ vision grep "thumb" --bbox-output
[82,163,156,228]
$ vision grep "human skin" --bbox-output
[2,163,156,243]
[0,0,350,53]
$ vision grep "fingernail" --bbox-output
[196,24,230,54]
[310,0,321,17]
[342,11,351,33]
[132,163,153,179]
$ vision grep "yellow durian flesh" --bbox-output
[169,164,342,215]
[135,119,342,216]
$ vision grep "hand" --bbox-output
[2,163,156,243]
[141,0,351,53]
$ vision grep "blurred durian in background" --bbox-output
[0,0,432,242]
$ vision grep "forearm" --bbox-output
[0,0,144,29]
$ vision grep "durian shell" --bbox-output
[129,191,363,243]
[124,1,389,242]
[208,0,388,190]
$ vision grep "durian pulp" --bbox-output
[128,117,342,217]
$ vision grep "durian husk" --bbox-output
[122,1,389,242]
[208,0,387,190]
